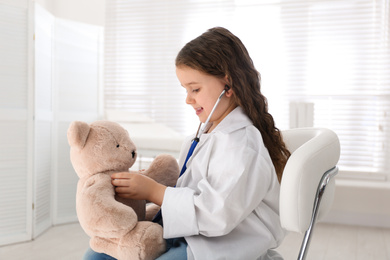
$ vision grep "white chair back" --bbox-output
[280,128,340,234]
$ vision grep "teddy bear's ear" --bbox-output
[67,121,91,149]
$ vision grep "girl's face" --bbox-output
[176,65,236,130]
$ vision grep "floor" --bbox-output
[0,222,389,260]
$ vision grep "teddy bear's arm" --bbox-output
[143,154,180,187]
[77,174,138,238]
[145,203,161,221]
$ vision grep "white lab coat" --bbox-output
[161,106,285,260]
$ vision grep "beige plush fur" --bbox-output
[67,120,179,260]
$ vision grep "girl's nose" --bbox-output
[186,93,194,104]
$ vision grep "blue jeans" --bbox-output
[156,238,187,260]
[83,238,187,260]
[83,249,114,260]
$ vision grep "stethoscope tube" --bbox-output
[182,84,230,176]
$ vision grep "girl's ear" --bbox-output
[226,90,233,96]
[67,121,91,149]
[226,89,234,98]
[223,75,233,95]
[224,84,234,97]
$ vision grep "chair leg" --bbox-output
[297,166,339,260]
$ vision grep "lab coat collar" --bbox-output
[209,106,253,135]
[197,106,252,144]
[179,106,252,178]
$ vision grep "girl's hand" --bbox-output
[111,172,167,206]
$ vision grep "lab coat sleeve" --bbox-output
[161,187,199,238]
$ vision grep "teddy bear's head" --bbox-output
[67,120,137,178]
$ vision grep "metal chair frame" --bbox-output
[297,166,339,260]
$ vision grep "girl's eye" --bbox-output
[192,88,200,93]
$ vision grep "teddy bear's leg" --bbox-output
[90,237,122,259]
[91,222,166,260]
[128,221,166,260]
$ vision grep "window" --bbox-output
[105,0,390,180]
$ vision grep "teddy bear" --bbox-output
[67,120,180,260]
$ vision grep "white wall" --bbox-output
[324,180,390,228]
[34,0,105,26]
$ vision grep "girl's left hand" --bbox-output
[111,172,166,206]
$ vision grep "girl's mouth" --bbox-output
[195,107,203,115]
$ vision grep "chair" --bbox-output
[280,128,340,260]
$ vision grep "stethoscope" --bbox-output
[179,84,231,176]
[152,84,230,224]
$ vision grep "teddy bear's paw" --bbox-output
[145,203,160,221]
[143,154,180,187]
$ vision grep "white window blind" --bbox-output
[105,0,390,180]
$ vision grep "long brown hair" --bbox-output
[176,27,290,182]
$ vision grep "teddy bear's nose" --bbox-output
[132,150,136,158]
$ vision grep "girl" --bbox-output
[85,27,290,260]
